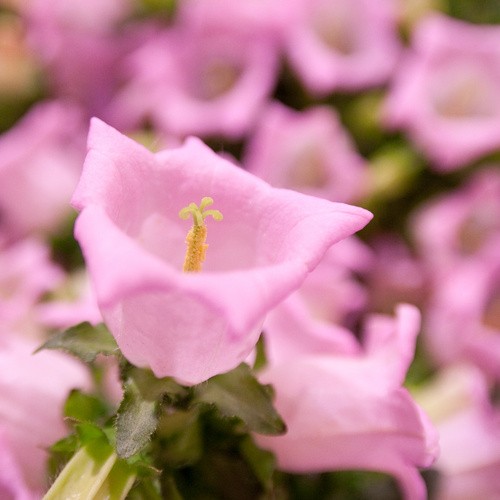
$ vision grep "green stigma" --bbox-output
[179,197,223,272]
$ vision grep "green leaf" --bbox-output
[65,389,110,423]
[239,435,276,490]
[192,363,286,436]
[115,378,160,459]
[126,365,188,402]
[36,322,119,363]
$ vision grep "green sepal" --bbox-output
[192,363,286,436]
[35,322,119,363]
[115,377,161,459]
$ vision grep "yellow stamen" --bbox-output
[179,197,223,272]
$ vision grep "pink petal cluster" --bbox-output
[71,119,372,384]
[283,0,401,95]
[243,102,369,203]
[0,334,90,496]
[384,15,500,170]
[256,305,439,500]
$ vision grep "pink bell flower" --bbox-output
[0,101,85,244]
[255,305,439,500]
[109,15,280,139]
[415,364,500,500]
[283,0,401,95]
[384,15,500,170]
[243,102,369,204]
[412,168,500,276]
[423,244,500,380]
[71,118,372,385]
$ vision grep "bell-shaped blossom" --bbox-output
[282,0,401,95]
[0,100,85,244]
[415,364,500,500]
[412,168,500,276]
[423,243,500,380]
[243,102,369,204]
[255,305,439,500]
[71,119,372,385]
[263,237,372,365]
[108,13,280,139]
[0,333,90,495]
[384,15,500,170]
[0,238,64,333]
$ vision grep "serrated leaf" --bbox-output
[192,363,286,436]
[115,379,160,459]
[36,322,119,363]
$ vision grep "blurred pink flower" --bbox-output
[71,118,372,384]
[384,15,500,170]
[0,100,85,244]
[0,334,90,495]
[109,14,280,139]
[263,237,373,365]
[0,238,64,333]
[255,305,439,500]
[412,168,500,275]
[415,364,500,500]
[243,102,369,203]
[283,0,401,95]
[424,245,500,379]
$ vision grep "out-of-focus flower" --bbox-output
[384,15,500,170]
[109,12,280,139]
[0,334,90,496]
[0,100,85,244]
[283,0,401,95]
[16,0,153,120]
[255,305,439,500]
[263,237,372,365]
[243,102,368,203]
[423,245,500,380]
[414,364,500,500]
[71,118,372,385]
[412,168,500,275]
[0,238,64,334]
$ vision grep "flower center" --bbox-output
[179,197,223,272]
